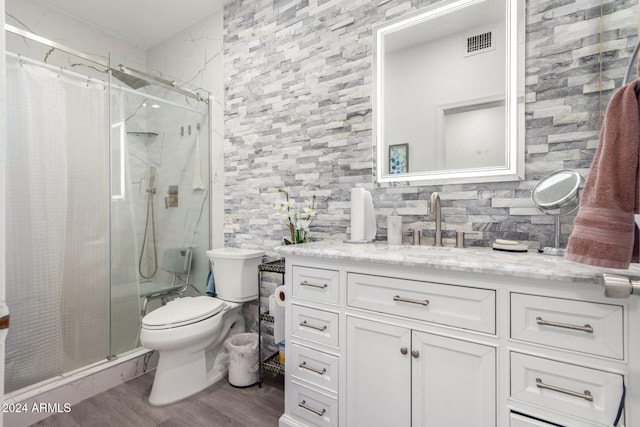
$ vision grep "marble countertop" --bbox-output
[274,240,640,284]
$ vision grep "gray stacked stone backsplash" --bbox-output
[223,0,638,251]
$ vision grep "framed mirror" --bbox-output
[374,0,525,185]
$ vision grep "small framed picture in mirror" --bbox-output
[389,143,409,174]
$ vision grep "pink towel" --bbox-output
[565,81,640,269]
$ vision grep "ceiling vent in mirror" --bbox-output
[465,31,495,57]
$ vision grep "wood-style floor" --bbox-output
[33,372,284,427]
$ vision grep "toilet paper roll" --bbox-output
[351,188,366,241]
[275,285,286,307]
[272,288,285,343]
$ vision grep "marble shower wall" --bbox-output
[223,0,639,251]
[117,87,211,295]
[147,10,226,251]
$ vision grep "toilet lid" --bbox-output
[142,296,225,329]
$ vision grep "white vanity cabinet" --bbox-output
[345,272,496,426]
[346,316,496,427]
[275,242,640,427]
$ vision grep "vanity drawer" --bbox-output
[510,413,557,427]
[347,273,495,334]
[291,305,339,348]
[511,293,623,359]
[289,381,338,427]
[290,343,339,393]
[510,352,624,426]
[292,265,340,305]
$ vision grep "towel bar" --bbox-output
[623,39,640,85]
[601,273,640,298]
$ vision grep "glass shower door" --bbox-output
[108,58,211,357]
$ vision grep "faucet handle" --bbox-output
[403,229,415,245]
[455,231,480,248]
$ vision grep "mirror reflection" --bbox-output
[375,0,524,184]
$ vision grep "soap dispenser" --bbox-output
[387,210,402,245]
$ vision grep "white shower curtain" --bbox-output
[5,56,110,392]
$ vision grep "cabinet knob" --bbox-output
[400,346,408,355]
[411,350,420,358]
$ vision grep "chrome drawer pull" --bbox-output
[536,378,593,401]
[299,361,327,375]
[535,316,594,334]
[299,320,327,332]
[393,295,430,306]
[298,400,326,417]
[300,280,328,289]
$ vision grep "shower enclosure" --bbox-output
[4,32,211,394]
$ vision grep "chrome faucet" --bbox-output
[430,192,443,247]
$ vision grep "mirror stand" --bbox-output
[531,170,583,257]
[540,214,565,256]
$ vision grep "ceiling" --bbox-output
[34,0,225,49]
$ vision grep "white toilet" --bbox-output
[139,247,264,406]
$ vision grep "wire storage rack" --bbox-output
[258,258,285,385]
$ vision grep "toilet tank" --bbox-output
[206,248,264,302]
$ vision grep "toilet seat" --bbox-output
[142,296,225,330]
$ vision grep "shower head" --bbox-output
[111,67,150,90]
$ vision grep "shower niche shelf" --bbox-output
[127,131,159,136]
[258,258,285,385]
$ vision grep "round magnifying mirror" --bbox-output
[532,170,582,213]
[531,169,582,255]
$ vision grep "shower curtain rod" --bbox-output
[6,24,108,67]
[5,24,209,103]
[6,51,106,86]
[6,52,205,114]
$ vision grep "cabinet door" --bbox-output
[346,316,411,427]
[412,331,496,427]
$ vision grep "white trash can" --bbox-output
[225,332,259,387]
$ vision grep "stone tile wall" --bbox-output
[224,0,638,252]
